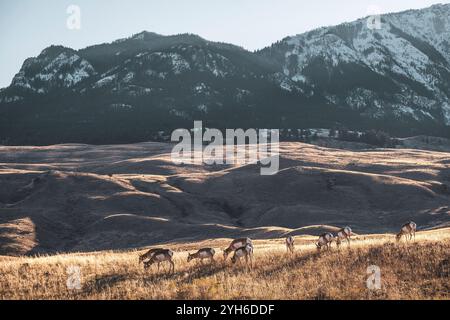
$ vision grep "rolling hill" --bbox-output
[0,141,449,256]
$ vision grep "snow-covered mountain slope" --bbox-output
[0,32,312,145]
[258,4,450,125]
[9,46,97,94]
[0,5,449,145]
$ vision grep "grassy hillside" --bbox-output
[1,228,449,300]
[1,142,449,256]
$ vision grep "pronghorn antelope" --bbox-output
[187,248,216,264]
[285,236,295,254]
[139,248,161,263]
[336,227,352,248]
[223,238,253,260]
[396,222,417,242]
[143,249,175,273]
[231,244,254,270]
[316,233,335,251]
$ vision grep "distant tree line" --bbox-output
[329,127,400,148]
[279,129,319,143]
[145,126,401,148]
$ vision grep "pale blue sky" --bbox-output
[0,0,447,88]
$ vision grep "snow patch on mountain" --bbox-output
[94,75,117,88]
[168,53,190,74]
[197,104,208,113]
[11,51,96,92]
[0,95,23,103]
[122,72,135,83]
[11,71,32,90]
[110,103,133,110]
[384,4,450,64]
[263,4,450,125]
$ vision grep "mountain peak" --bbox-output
[114,31,206,45]
[39,45,76,59]
[131,31,162,40]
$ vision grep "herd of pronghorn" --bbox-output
[138,222,417,273]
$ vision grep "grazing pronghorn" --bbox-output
[336,227,352,248]
[139,248,161,263]
[187,248,216,264]
[285,236,295,254]
[231,244,254,270]
[316,233,335,251]
[143,249,175,273]
[223,238,253,260]
[396,222,417,242]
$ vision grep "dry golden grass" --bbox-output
[0,229,449,300]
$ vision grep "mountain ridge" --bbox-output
[1,4,450,145]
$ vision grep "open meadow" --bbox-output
[1,228,449,300]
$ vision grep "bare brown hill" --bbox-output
[0,142,449,256]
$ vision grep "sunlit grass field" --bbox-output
[0,229,449,300]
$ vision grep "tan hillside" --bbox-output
[0,142,449,256]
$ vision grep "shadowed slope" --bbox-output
[0,142,449,255]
